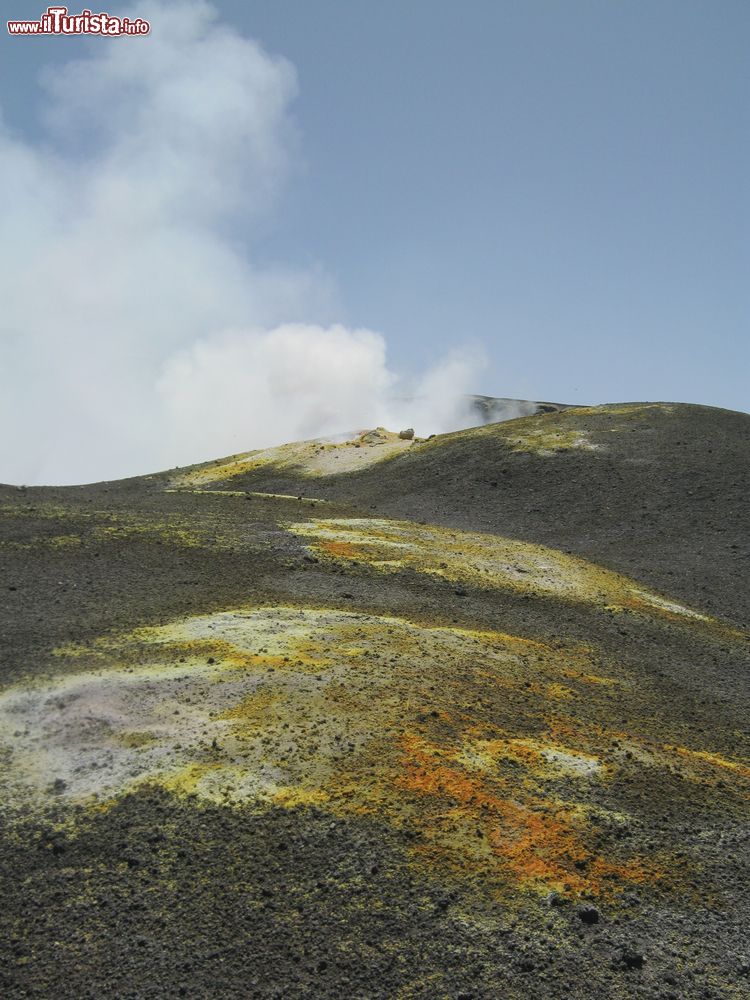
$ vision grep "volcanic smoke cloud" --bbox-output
[0,0,483,486]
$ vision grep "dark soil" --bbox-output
[0,402,748,999]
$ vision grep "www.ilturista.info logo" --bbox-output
[8,6,150,35]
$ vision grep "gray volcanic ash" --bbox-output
[0,401,748,1000]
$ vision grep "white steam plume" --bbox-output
[158,328,483,465]
[0,1,484,485]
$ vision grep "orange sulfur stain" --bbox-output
[395,733,657,897]
[319,540,364,559]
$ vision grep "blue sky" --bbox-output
[220,0,750,407]
[236,0,749,406]
[0,1,747,483]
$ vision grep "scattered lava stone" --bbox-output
[617,947,645,970]
[577,905,600,925]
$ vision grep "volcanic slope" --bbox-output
[0,402,748,1000]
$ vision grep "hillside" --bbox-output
[0,402,748,999]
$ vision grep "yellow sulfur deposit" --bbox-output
[1,603,747,901]
[287,517,722,627]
